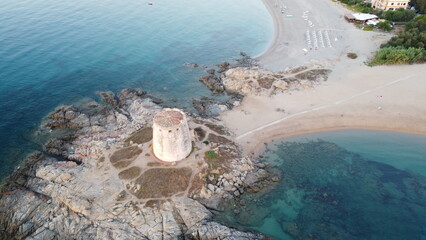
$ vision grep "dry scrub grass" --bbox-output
[205,123,229,136]
[125,127,153,144]
[110,146,142,163]
[207,133,233,145]
[132,167,192,198]
[118,167,142,180]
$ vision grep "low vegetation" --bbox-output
[362,25,374,31]
[376,8,416,22]
[337,0,373,13]
[110,146,142,163]
[383,15,426,49]
[118,167,142,180]
[204,150,224,168]
[371,46,425,64]
[410,0,426,14]
[377,20,393,31]
[125,127,153,144]
[132,167,192,198]
[371,15,426,65]
[347,52,358,59]
[204,150,219,161]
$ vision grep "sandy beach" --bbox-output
[257,0,388,70]
[221,0,426,154]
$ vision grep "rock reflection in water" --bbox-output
[215,140,426,240]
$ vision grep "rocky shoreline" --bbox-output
[0,56,332,239]
[199,61,330,97]
[195,55,331,118]
[0,86,279,239]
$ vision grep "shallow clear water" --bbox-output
[0,0,273,178]
[215,130,426,240]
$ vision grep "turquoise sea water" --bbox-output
[216,130,426,240]
[0,0,273,178]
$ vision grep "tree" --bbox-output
[377,21,393,31]
[383,8,416,22]
[410,0,426,14]
[373,15,426,65]
[406,15,426,31]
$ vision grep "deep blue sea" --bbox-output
[0,0,273,178]
[216,130,426,240]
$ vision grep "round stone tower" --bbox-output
[152,108,192,162]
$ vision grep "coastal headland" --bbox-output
[1,0,425,239]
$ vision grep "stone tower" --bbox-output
[152,108,192,162]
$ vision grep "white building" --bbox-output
[371,0,410,10]
[345,13,379,23]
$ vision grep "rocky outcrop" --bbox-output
[221,65,331,96]
[193,97,229,118]
[96,91,118,106]
[197,52,257,93]
[198,73,225,93]
[0,155,264,240]
[44,105,83,129]
[192,94,242,118]
[0,88,267,240]
[217,62,231,73]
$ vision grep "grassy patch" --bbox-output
[118,167,142,180]
[131,167,192,199]
[113,160,133,169]
[147,161,167,167]
[204,150,224,169]
[363,25,374,31]
[125,127,153,144]
[110,146,142,163]
[205,150,219,161]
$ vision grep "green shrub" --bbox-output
[410,0,426,14]
[337,0,373,12]
[363,25,374,31]
[347,52,358,59]
[382,8,416,22]
[377,20,393,31]
[382,16,426,49]
[204,150,219,161]
[371,46,425,65]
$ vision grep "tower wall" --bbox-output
[152,109,192,162]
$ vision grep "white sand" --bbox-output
[257,0,389,71]
[221,0,426,155]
